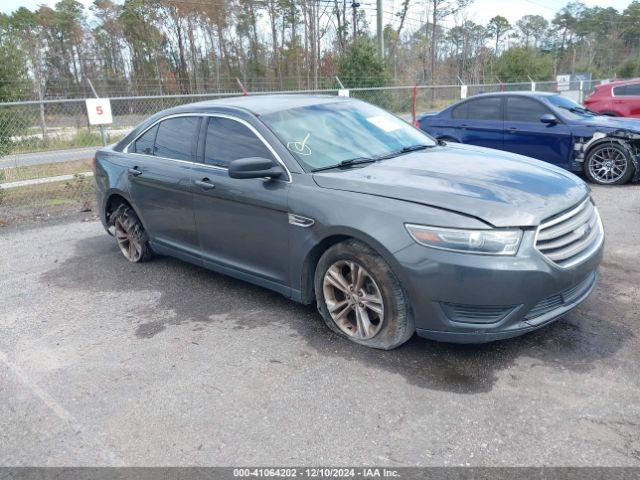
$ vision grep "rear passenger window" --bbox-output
[506,97,550,122]
[614,84,640,96]
[154,116,200,161]
[466,97,502,120]
[204,117,274,168]
[133,125,158,155]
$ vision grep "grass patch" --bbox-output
[0,175,95,224]
[7,130,125,155]
[1,159,93,182]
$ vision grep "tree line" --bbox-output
[1,0,640,102]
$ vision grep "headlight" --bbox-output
[405,224,522,255]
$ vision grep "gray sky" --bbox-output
[1,0,634,27]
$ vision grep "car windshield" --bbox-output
[260,100,436,171]
[546,94,599,118]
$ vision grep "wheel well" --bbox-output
[299,234,405,305]
[299,235,352,304]
[585,138,632,161]
[104,193,132,225]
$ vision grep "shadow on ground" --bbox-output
[41,234,631,395]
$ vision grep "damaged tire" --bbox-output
[314,240,414,350]
[110,205,154,263]
[584,143,635,185]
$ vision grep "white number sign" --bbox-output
[86,98,113,125]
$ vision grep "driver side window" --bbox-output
[204,117,275,168]
[506,97,550,123]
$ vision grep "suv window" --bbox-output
[204,117,274,168]
[613,83,640,96]
[451,103,468,119]
[154,116,200,161]
[464,97,502,120]
[506,97,550,122]
[133,124,158,155]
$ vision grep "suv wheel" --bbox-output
[584,143,634,185]
[314,240,414,350]
[110,205,153,263]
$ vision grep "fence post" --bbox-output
[412,85,418,127]
[38,85,47,144]
[579,80,584,103]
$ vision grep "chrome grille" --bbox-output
[535,199,604,268]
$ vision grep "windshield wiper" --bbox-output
[561,105,598,116]
[377,144,434,160]
[311,157,377,172]
[311,144,434,172]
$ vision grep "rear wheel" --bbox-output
[314,240,414,350]
[110,205,153,263]
[584,143,634,185]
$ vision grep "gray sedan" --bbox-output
[94,95,603,349]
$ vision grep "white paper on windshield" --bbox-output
[366,115,402,132]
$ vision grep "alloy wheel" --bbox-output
[114,218,143,262]
[588,146,628,184]
[322,260,384,339]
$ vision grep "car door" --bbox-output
[451,96,504,149]
[191,114,291,292]
[125,115,201,259]
[612,83,640,117]
[502,96,573,167]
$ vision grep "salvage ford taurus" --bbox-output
[94,95,604,349]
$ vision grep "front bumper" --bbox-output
[393,230,603,343]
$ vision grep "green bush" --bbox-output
[494,47,554,82]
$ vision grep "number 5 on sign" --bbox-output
[86,98,113,125]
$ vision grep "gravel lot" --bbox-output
[1,185,639,467]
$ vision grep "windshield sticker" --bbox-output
[366,115,402,132]
[287,133,312,156]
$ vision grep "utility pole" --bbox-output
[352,2,360,40]
[377,0,383,57]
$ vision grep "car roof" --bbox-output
[601,78,640,86]
[172,94,352,115]
[467,91,557,98]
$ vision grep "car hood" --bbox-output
[571,115,640,132]
[312,144,589,227]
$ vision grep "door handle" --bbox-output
[128,167,142,176]
[194,178,215,190]
[507,127,518,133]
[459,123,468,129]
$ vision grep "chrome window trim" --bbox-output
[611,82,640,98]
[123,112,292,183]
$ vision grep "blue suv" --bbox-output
[418,92,640,185]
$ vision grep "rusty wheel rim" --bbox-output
[322,260,384,340]
[114,218,142,262]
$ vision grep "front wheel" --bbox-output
[584,143,635,185]
[314,240,414,350]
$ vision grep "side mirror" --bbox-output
[228,157,283,180]
[540,114,559,125]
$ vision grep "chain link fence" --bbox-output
[0,80,604,225]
